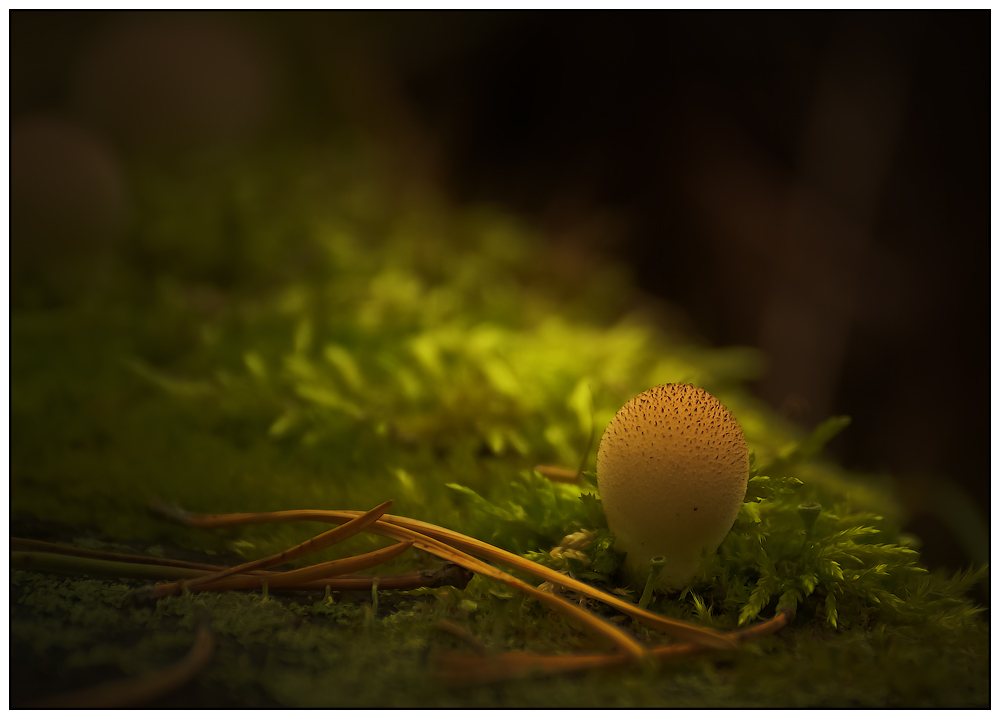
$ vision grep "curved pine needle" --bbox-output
[12,542,471,592]
[152,501,648,662]
[533,465,581,484]
[150,502,733,650]
[436,648,625,685]
[265,540,412,587]
[435,619,489,656]
[315,564,474,591]
[27,608,215,708]
[11,537,250,572]
[533,412,595,484]
[384,524,648,660]
[11,551,248,583]
[182,500,392,592]
[373,512,737,650]
[154,541,413,596]
[436,609,795,685]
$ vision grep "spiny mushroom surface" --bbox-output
[596,383,749,588]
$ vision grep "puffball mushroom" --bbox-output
[596,383,749,589]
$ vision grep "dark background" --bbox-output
[10,11,990,573]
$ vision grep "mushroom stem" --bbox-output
[638,555,666,609]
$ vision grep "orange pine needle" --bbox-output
[182,500,392,591]
[163,503,734,650]
[154,540,413,596]
[152,500,649,662]
[13,537,471,593]
[27,607,215,708]
[372,512,737,649]
[435,609,795,685]
[533,465,581,484]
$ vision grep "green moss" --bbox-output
[10,141,988,707]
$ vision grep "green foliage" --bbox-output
[692,429,988,634]
[10,140,989,707]
[444,471,595,554]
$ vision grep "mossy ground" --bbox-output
[9,142,989,707]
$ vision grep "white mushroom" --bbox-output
[596,383,749,588]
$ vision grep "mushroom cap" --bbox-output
[596,383,749,588]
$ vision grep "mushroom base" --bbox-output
[617,542,713,591]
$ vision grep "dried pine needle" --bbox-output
[435,609,795,685]
[11,537,253,572]
[12,551,239,583]
[264,540,412,588]
[12,539,471,592]
[153,540,413,596]
[153,500,649,662]
[150,500,752,657]
[533,465,582,484]
[435,619,489,656]
[147,500,394,599]
[370,512,737,650]
[181,500,392,591]
[164,501,734,650]
[27,607,216,708]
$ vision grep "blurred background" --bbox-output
[9,10,989,574]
